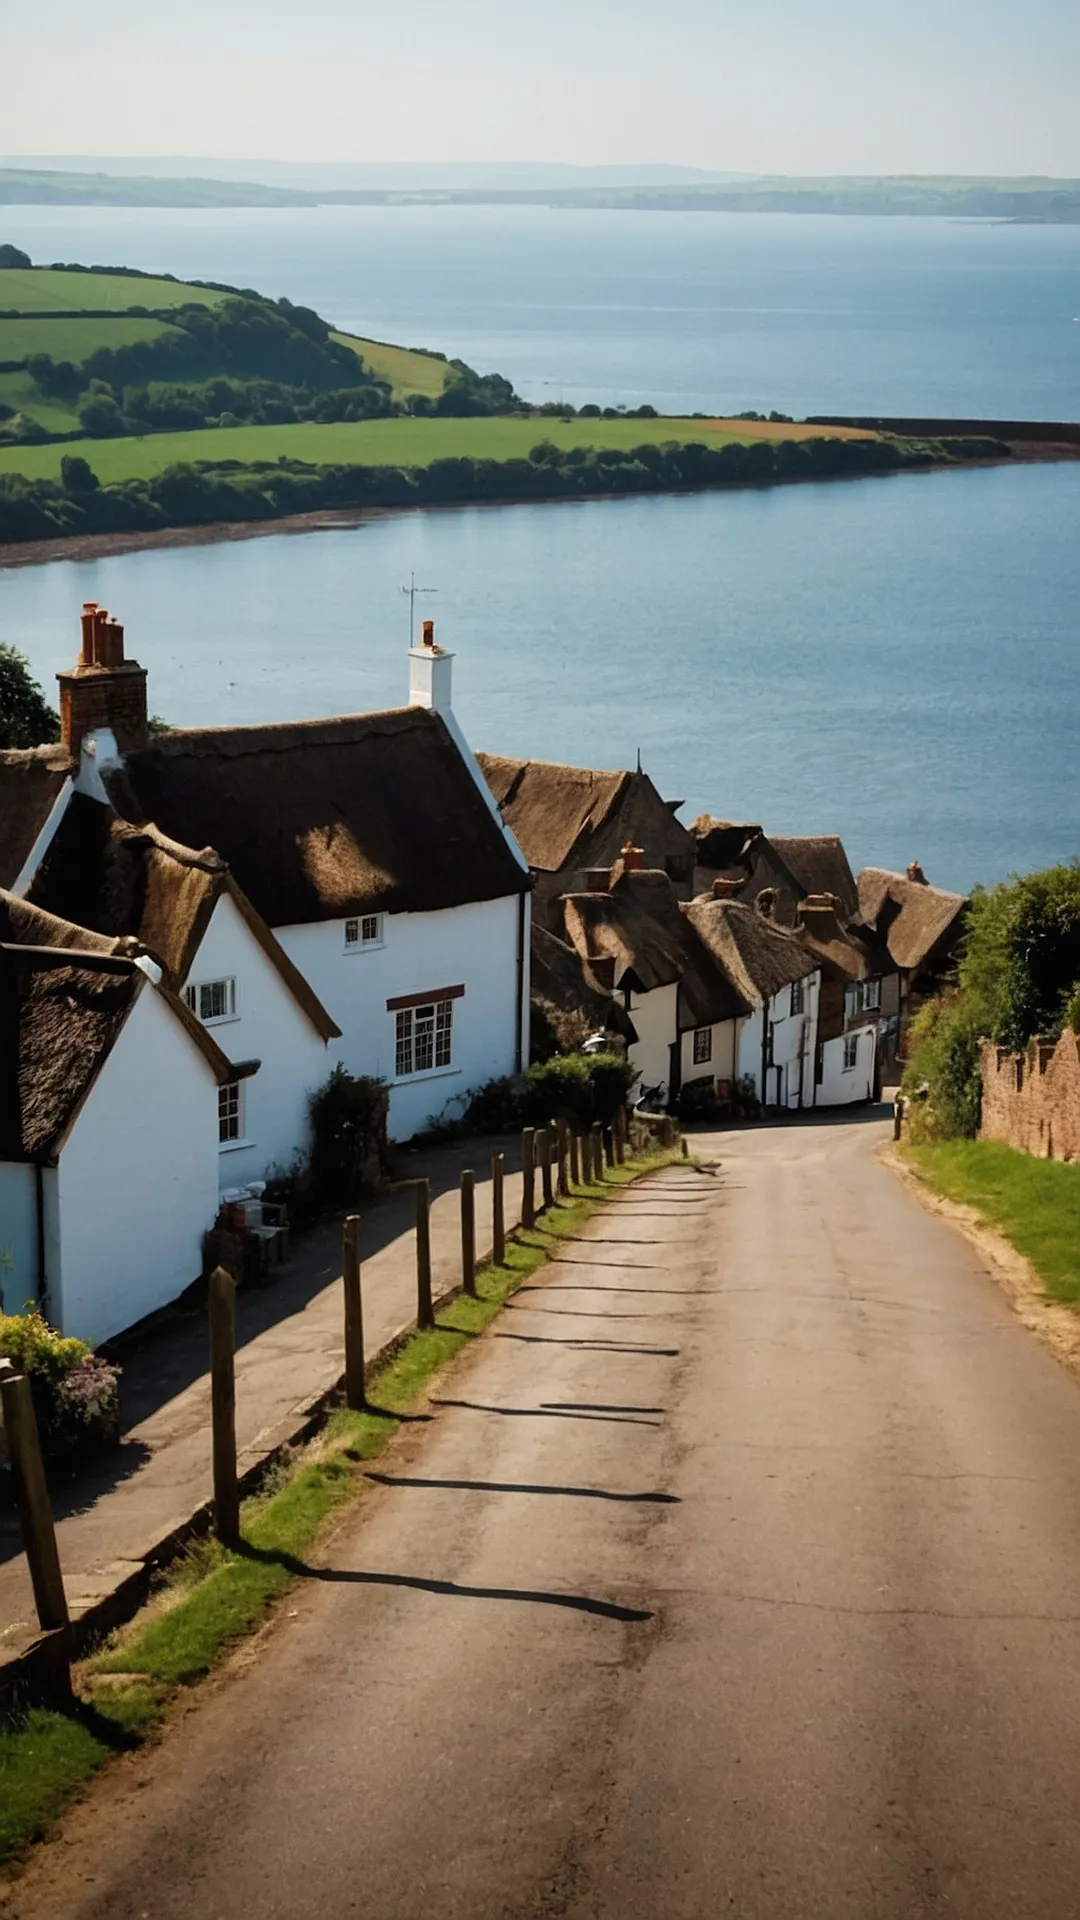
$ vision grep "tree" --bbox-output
[77,386,125,437]
[0,244,31,268]
[60,454,99,494]
[0,645,61,749]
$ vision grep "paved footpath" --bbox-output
[0,1134,526,1653]
[10,1110,1080,1919]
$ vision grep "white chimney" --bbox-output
[408,618,454,715]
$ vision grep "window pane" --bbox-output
[693,1027,711,1065]
[395,1009,413,1078]
[345,918,359,945]
[218,1082,240,1142]
[436,999,453,1067]
[361,915,380,944]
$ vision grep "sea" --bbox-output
[2,202,1079,892]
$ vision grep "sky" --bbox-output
[6,0,1080,176]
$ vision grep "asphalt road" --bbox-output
[10,1112,1080,1920]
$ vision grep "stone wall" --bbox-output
[979,1030,1080,1162]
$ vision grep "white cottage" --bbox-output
[13,606,532,1150]
[0,892,241,1345]
[684,895,822,1110]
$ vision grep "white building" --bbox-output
[684,894,822,1110]
[0,892,242,1345]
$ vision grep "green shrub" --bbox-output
[902,991,984,1138]
[464,1052,638,1133]
[307,1066,390,1210]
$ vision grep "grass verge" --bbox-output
[0,1147,679,1864]
[903,1140,1080,1305]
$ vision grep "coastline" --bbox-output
[2,440,1076,571]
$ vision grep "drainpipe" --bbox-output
[761,1002,770,1110]
[514,889,526,1073]
[34,1161,48,1316]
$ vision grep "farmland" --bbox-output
[0,314,185,364]
[332,333,451,400]
[0,268,227,313]
[0,412,873,485]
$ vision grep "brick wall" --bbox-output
[979,1030,1080,1162]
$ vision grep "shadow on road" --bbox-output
[235,1541,652,1622]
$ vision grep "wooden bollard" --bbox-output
[603,1125,615,1170]
[0,1365,71,1641]
[893,1096,904,1141]
[208,1266,240,1547]
[556,1118,570,1198]
[570,1129,581,1187]
[591,1122,605,1181]
[461,1169,477,1297]
[492,1151,505,1266]
[342,1213,366,1411]
[521,1128,536,1230]
[415,1179,434,1329]
[614,1108,626,1165]
[540,1126,554,1210]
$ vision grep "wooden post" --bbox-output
[0,1365,70,1638]
[492,1151,505,1266]
[342,1213,366,1411]
[461,1169,477,1297]
[521,1128,536,1230]
[569,1129,581,1187]
[614,1108,626,1165]
[556,1118,570,1198]
[415,1178,434,1329]
[603,1125,615,1169]
[540,1126,554,1210]
[209,1266,240,1547]
[591,1122,605,1181]
[893,1095,904,1141]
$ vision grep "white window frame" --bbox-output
[692,1026,713,1066]
[218,1080,244,1147]
[185,977,237,1025]
[842,1033,860,1073]
[790,978,805,1015]
[344,913,384,954]
[394,998,454,1079]
[865,977,881,1010]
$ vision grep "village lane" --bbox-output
[10,1113,1080,1920]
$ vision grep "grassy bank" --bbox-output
[0,1147,680,1866]
[904,1141,1080,1305]
[0,411,872,485]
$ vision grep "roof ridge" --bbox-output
[141,705,427,756]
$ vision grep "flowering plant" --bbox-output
[1,1310,122,1465]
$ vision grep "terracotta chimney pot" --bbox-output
[422,618,435,649]
[621,841,644,872]
[80,603,98,665]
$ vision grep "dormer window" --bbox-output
[184,977,237,1024]
[345,913,384,953]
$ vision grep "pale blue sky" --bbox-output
[8,0,1079,173]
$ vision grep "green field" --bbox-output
[0,314,184,365]
[0,268,227,313]
[332,331,450,400]
[0,369,79,432]
[0,412,870,485]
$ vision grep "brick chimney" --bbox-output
[906,861,928,885]
[620,841,644,872]
[408,617,454,715]
[57,604,148,759]
[711,876,741,900]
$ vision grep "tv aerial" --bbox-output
[401,571,437,648]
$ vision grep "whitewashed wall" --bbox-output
[819,1025,878,1106]
[278,893,528,1141]
[54,986,220,1345]
[679,1017,738,1090]
[625,981,678,1092]
[185,893,334,1189]
[737,974,821,1109]
[0,1163,38,1316]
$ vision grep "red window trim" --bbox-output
[386,984,466,1013]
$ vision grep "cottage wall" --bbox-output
[625,982,679,1093]
[680,1017,738,1090]
[819,1026,877,1106]
[0,1163,37,1316]
[185,893,333,1189]
[278,894,528,1141]
[54,987,220,1345]
[736,976,820,1108]
[979,1031,1080,1162]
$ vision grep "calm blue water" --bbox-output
[1,204,1079,894]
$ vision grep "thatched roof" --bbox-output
[0,891,236,1163]
[691,817,761,871]
[29,795,340,1040]
[109,709,528,928]
[684,897,819,1006]
[478,755,627,872]
[531,924,636,1040]
[563,870,750,1029]
[794,896,892,982]
[857,867,968,972]
[761,836,858,922]
[0,745,73,890]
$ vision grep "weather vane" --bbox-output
[401,571,437,648]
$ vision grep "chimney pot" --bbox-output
[621,841,644,873]
[422,618,435,649]
[80,603,98,666]
[906,861,928,885]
